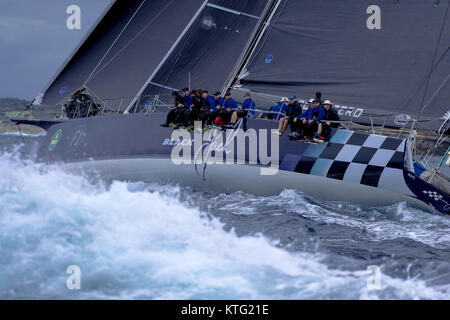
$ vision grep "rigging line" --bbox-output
[421,72,450,112]
[242,0,287,73]
[417,0,450,119]
[84,0,147,86]
[225,0,282,92]
[83,85,106,106]
[397,44,450,111]
[160,15,196,87]
[125,0,208,113]
[86,0,177,84]
[58,0,148,104]
[206,3,259,19]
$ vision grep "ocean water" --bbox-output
[0,134,449,299]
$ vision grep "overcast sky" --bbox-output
[0,0,112,100]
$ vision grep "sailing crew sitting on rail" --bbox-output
[287,99,314,139]
[199,90,218,125]
[160,91,185,127]
[317,100,340,141]
[275,96,302,136]
[264,97,289,120]
[305,100,325,140]
[214,91,237,127]
[229,93,256,126]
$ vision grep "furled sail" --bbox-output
[236,0,450,132]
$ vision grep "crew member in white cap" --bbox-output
[317,100,340,141]
[264,97,289,120]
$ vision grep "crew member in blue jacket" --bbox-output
[171,88,195,126]
[223,92,237,110]
[264,97,289,120]
[182,87,192,108]
[200,90,218,125]
[304,99,325,140]
[229,93,256,126]
[242,93,256,118]
[213,91,224,108]
[215,92,237,126]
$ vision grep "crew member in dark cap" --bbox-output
[314,92,323,105]
[182,87,192,108]
[214,91,237,127]
[184,88,204,127]
[199,90,218,125]
[213,91,224,108]
[173,90,198,127]
[160,91,185,127]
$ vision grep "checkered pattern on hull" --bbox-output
[280,130,412,195]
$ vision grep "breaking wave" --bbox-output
[0,149,449,299]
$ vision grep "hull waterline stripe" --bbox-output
[125,0,209,113]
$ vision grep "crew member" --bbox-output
[264,97,289,120]
[160,91,184,127]
[275,95,302,136]
[229,93,256,126]
[215,91,237,127]
[288,98,314,139]
[200,90,218,125]
[305,99,325,140]
[317,100,339,141]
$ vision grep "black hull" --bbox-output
[14,112,449,214]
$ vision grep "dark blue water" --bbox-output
[0,133,449,299]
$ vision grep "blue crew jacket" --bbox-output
[270,102,288,120]
[183,95,192,108]
[223,97,238,110]
[297,107,314,121]
[203,95,217,111]
[242,98,256,117]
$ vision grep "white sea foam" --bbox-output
[0,152,448,299]
[273,189,450,249]
[0,131,46,137]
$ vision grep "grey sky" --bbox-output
[0,0,112,100]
